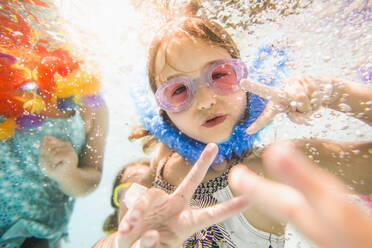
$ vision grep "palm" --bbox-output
[117,144,249,248]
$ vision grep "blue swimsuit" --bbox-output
[0,112,86,247]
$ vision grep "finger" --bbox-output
[229,165,327,244]
[302,75,317,94]
[138,230,160,248]
[51,146,75,158]
[39,152,64,169]
[287,112,311,125]
[306,75,328,85]
[262,142,349,206]
[117,210,146,247]
[240,79,289,106]
[41,140,68,155]
[246,101,281,134]
[287,79,311,113]
[172,143,218,202]
[304,76,325,111]
[309,92,323,111]
[263,142,372,248]
[42,136,64,146]
[44,145,69,156]
[190,194,249,233]
[119,188,168,237]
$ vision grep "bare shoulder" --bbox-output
[151,143,191,186]
[92,232,116,248]
[150,142,174,172]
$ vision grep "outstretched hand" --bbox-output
[116,143,250,248]
[230,141,372,248]
[39,136,78,181]
[241,76,343,134]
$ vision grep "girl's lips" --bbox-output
[202,114,227,128]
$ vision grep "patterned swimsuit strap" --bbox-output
[153,149,252,198]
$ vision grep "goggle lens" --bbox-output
[162,81,190,107]
[156,59,246,112]
[210,63,238,91]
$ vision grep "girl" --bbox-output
[102,159,153,235]
[97,15,372,248]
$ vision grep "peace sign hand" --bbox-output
[116,143,250,248]
[241,76,343,134]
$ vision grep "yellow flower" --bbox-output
[0,119,18,140]
[23,98,46,114]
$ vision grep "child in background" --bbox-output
[0,1,108,247]
[96,11,372,248]
[102,159,153,235]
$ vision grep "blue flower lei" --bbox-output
[130,35,289,166]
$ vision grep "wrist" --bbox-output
[114,233,121,248]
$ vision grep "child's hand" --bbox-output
[39,136,79,182]
[115,143,249,248]
[241,76,343,134]
[230,141,372,248]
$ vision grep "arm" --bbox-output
[241,76,372,134]
[230,141,372,248]
[59,104,108,196]
[325,78,372,125]
[290,139,372,195]
[40,104,108,197]
[94,144,249,248]
[93,233,117,248]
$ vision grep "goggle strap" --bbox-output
[113,182,132,207]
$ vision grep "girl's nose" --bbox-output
[195,87,216,110]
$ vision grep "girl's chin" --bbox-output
[195,134,231,144]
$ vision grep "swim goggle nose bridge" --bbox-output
[155,58,248,112]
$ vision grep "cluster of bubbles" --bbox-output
[0,0,103,139]
[199,0,313,35]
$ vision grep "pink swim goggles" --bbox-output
[155,58,248,112]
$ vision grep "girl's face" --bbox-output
[155,37,247,143]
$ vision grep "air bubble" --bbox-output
[338,103,352,112]
[323,56,331,62]
[352,149,360,155]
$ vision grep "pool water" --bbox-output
[1,0,371,247]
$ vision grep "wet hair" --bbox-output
[102,159,151,234]
[147,16,241,93]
